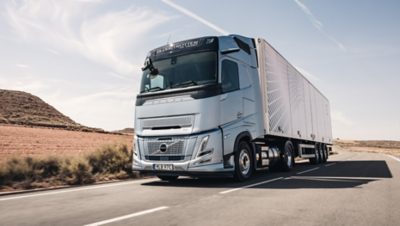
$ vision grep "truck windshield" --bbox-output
[140,51,217,93]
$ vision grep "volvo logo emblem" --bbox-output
[159,143,167,152]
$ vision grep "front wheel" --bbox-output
[234,141,254,181]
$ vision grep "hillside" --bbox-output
[0,89,100,132]
[334,139,400,157]
[113,128,135,134]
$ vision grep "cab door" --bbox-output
[219,58,244,156]
[219,59,243,125]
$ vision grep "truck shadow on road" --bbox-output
[141,160,392,190]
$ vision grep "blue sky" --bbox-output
[0,0,399,140]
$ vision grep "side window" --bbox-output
[221,60,239,93]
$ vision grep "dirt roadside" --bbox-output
[0,125,133,162]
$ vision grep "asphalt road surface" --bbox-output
[1,150,399,226]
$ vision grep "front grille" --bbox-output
[146,139,185,155]
[141,137,188,161]
[145,155,185,161]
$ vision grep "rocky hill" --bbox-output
[0,89,102,132]
[113,128,135,134]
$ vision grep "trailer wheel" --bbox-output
[309,143,320,165]
[280,141,294,171]
[234,141,254,181]
[157,175,178,181]
[320,145,326,163]
[321,144,328,163]
[325,145,329,161]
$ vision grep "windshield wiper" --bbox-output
[146,86,165,92]
[171,80,198,88]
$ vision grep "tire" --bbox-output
[309,143,320,165]
[280,141,295,171]
[234,141,254,181]
[318,145,324,164]
[157,175,178,181]
[324,144,329,161]
[321,144,328,163]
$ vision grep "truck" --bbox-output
[132,34,332,181]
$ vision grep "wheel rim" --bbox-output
[285,146,293,167]
[239,149,251,175]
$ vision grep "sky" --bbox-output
[0,0,399,140]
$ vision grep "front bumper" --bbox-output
[133,161,233,178]
[132,129,234,175]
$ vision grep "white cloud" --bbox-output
[65,90,133,105]
[4,0,171,76]
[0,75,47,94]
[1,0,173,130]
[45,48,61,56]
[293,0,346,52]
[332,110,354,126]
[161,0,228,35]
[15,64,29,68]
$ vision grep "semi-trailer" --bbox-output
[132,35,332,181]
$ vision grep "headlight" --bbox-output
[196,135,213,157]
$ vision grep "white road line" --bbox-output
[387,155,400,162]
[0,178,157,202]
[296,167,320,175]
[220,177,283,194]
[291,176,385,181]
[83,206,169,226]
[325,163,336,167]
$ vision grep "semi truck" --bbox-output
[132,34,332,181]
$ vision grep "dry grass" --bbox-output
[0,144,139,191]
[334,139,400,157]
[0,125,133,162]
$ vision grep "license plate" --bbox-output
[154,164,174,171]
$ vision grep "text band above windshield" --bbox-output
[149,36,219,61]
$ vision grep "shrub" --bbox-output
[0,143,136,190]
[4,157,33,182]
[87,144,131,175]
[36,157,61,178]
[64,159,94,185]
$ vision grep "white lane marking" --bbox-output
[291,176,385,181]
[83,206,169,226]
[325,163,336,167]
[220,177,283,194]
[296,167,320,175]
[0,178,157,202]
[387,155,400,162]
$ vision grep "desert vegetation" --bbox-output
[334,139,400,157]
[0,144,139,191]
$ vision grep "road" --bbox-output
[1,150,399,226]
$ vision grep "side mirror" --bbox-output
[150,67,159,76]
[141,57,152,71]
[221,48,240,55]
[142,57,159,75]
